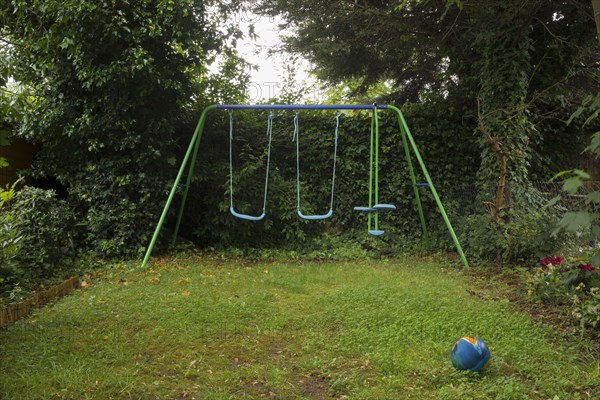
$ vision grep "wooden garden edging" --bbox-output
[0,277,80,328]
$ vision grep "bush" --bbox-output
[12,187,76,276]
[2,0,248,258]
[459,210,561,264]
[0,186,76,296]
[0,213,25,289]
[527,255,600,330]
[572,287,600,331]
[456,182,566,264]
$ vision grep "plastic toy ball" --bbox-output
[450,336,491,372]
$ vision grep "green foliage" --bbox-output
[0,182,21,287]
[527,256,600,330]
[553,94,600,265]
[458,214,504,262]
[177,103,481,248]
[454,182,567,264]
[0,187,75,295]
[572,287,600,331]
[261,0,598,232]
[1,0,247,257]
[0,214,25,288]
[12,187,76,274]
[0,66,27,168]
[531,93,600,331]
[458,211,560,264]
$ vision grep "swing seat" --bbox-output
[354,206,377,212]
[230,207,266,221]
[373,203,396,211]
[295,112,340,222]
[298,209,333,220]
[368,229,385,236]
[229,111,273,222]
[416,182,429,187]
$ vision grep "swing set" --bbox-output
[140,104,469,268]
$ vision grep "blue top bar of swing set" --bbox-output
[217,104,388,110]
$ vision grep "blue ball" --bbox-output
[450,336,491,372]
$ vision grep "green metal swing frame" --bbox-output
[140,104,469,268]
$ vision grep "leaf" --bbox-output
[591,252,600,267]
[566,106,584,125]
[545,195,560,208]
[562,175,586,194]
[585,132,600,156]
[586,191,600,204]
[591,225,600,239]
[559,270,580,287]
[550,169,576,182]
[557,211,594,232]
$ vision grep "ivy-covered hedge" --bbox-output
[175,102,482,248]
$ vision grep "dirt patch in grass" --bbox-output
[293,371,330,399]
[239,377,279,398]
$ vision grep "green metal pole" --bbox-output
[368,109,375,232]
[374,107,380,231]
[387,105,469,268]
[396,113,430,248]
[140,104,217,268]
[172,104,217,246]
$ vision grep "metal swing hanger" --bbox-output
[228,111,274,221]
[293,111,340,220]
[353,104,396,235]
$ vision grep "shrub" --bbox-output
[458,208,561,264]
[528,255,600,330]
[0,186,76,296]
[0,213,25,289]
[572,287,600,331]
[2,0,248,258]
[0,182,23,290]
[12,187,76,277]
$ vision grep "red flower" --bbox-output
[540,256,564,268]
[578,264,596,273]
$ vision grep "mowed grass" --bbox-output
[1,255,598,399]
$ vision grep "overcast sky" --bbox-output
[235,13,317,102]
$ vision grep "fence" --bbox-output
[438,181,599,216]
[0,277,80,328]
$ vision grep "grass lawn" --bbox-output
[1,254,598,399]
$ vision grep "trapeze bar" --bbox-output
[217,104,388,110]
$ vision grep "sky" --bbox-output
[234,12,319,102]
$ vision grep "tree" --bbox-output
[0,0,247,256]
[260,0,598,220]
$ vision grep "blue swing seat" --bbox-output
[373,203,396,211]
[298,209,333,220]
[230,207,266,221]
[354,206,376,212]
